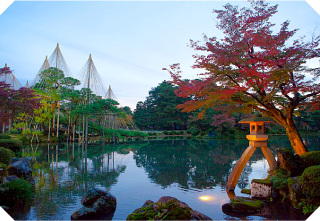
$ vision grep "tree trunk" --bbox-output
[285,116,308,155]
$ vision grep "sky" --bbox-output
[0,1,320,111]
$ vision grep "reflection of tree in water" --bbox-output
[133,139,262,190]
[19,142,130,220]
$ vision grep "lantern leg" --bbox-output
[261,146,277,170]
[226,145,257,192]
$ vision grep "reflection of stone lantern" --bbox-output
[226,115,277,192]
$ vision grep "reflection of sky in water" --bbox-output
[12,137,319,220]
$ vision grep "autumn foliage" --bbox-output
[0,66,40,128]
[164,1,320,155]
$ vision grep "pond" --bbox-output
[8,135,320,220]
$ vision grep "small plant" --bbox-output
[0,139,22,153]
[0,134,10,139]
[0,146,15,164]
[271,168,291,190]
[0,179,33,204]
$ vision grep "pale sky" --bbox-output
[0,1,319,110]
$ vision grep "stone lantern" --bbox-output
[226,114,278,192]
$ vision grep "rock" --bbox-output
[3,175,18,183]
[11,157,20,164]
[251,179,272,198]
[287,177,303,208]
[72,187,116,220]
[277,149,304,176]
[127,196,211,220]
[8,157,35,188]
[71,207,98,220]
[81,188,101,207]
[222,196,264,216]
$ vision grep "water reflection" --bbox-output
[133,139,264,190]
[10,136,319,220]
[13,142,131,220]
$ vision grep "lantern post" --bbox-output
[226,115,277,192]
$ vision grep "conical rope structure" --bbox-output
[78,54,106,98]
[32,43,73,89]
[104,85,140,131]
[0,63,22,90]
[31,55,50,87]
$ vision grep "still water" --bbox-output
[9,136,320,220]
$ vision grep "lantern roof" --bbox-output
[239,114,274,124]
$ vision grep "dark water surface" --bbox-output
[9,135,320,220]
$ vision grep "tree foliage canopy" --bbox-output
[164,1,320,154]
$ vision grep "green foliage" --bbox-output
[0,163,8,182]
[127,200,192,220]
[0,146,15,164]
[299,165,320,198]
[20,136,30,145]
[133,81,189,130]
[0,139,22,153]
[0,179,33,203]
[271,168,291,190]
[0,134,10,139]
[298,199,319,215]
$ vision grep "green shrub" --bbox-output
[163,131,169,135]
[0,139,22,153]
[0,163,8,183]
[272,168,291,190]
[0,146,15,164]
[169,131,176,135]
[301,151,320,168]
[0,134,10,139]
[299,165,320,198]
[0,179,33,204]
[20,136,30,145]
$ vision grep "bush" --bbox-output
[169,131,176,135]
[0,134,10,139]
[20,136,30,145]
[299,165,320,198]
[300,151,320,168]
[0,139,22,153]
[163,131,169,135]
[271,168,291,190]
[0,179,33,205]
[0,163,8,183]
[0,146,15,164]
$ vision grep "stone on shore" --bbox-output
[127,196,211,220]
[8,157,35,188]
[71,187,116,220]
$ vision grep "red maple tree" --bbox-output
[164,1,320,155]
[0,65,40,132]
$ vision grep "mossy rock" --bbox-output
[241,189,251,194]
[127,196,211,220]
[287,177,303,208]
[299,165,320,198]
[0,135,10,139]
[277,148,304,176]
[0,140,22,153]
[252,178,273,186]
[0,147,15,165]
[300,151,320,168]
[222,196,263,216]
